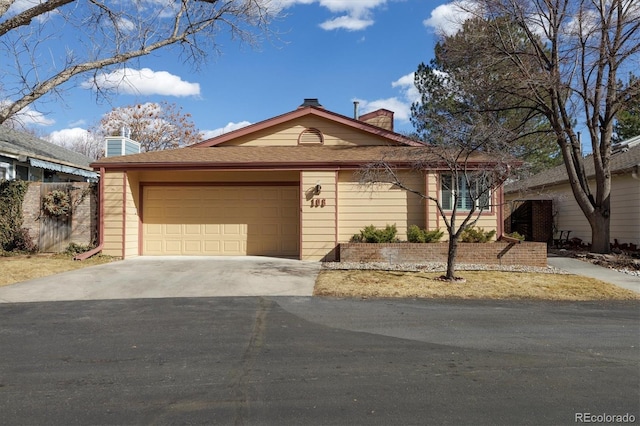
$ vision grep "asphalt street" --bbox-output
[0,297,638,425]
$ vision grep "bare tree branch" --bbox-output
[0,0,278,125]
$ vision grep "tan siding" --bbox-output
[337,170,425,242]
[217,117,394,147]
[124,173,140,258]
[301,171,337,261]
[425,172,440,231]
[102,172,125,257]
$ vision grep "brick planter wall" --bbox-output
[339,242,547,267]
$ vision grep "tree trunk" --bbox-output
[445,236,459,280]
[589,209,611,254]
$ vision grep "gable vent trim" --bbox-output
[298,128,324,145]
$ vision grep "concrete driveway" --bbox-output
[0,256,321,303]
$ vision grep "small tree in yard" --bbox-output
[358,115,516,281]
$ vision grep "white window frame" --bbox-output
[440,173,492,212]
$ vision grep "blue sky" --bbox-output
[6,1,470,144]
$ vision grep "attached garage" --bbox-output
[92,100,502,261]
[142,184,299,257]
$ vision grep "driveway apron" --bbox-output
[0,256,321,303]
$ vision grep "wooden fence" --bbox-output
[22,182,97,252]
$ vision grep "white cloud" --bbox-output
[268,0,388,31]
[0,101,55,127]
[81,68,201,97]
[356,97,411,122]
[320,15,374,31]
[45,128,91,145]
[423,1,479,36]
[68,119,87,128]
[202,121,252,139]
[355,71,419,124]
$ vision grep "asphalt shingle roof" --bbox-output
[92,145,496,170]
[0,126,94,169]
[505,137,640,194]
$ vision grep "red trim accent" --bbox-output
[497,184,505,237]
[140,181,299,187]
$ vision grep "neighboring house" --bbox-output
[0,126,98,182]
[92,99,505,261]
[504,135,640,247]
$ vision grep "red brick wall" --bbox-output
[339,242,547,267]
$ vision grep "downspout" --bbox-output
[496,183,505,238]
[74,167,105,260]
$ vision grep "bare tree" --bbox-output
[97,102,203,152]
[358,115,515,281]
[0,0,276,125]
[451,0,640,253]
[46,129,103,160]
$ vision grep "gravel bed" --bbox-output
[322,262,569,274]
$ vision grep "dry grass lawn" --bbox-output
[0,254,116,287]
[314,269,640,301]
[2,255,638,301]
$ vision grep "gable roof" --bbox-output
[194,105,423,148]
[505,135,640,194]
[0,125,94,171]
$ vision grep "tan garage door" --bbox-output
[143,185,299,257]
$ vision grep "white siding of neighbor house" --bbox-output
[610,174,640,245]
[506,173,640,246]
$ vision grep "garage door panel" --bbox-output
[184,240,203,254]
[204,224,221,235]
[143,186,299,256]
[204,241,221,252]
[184,224,201,235]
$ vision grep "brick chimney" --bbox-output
[358,109,394,132]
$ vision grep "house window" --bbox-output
[16,164,29,181]
[440,173,491,211]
